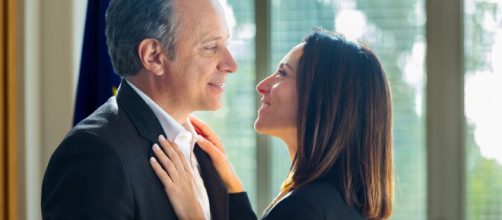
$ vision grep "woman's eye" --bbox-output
[278,70,288,77]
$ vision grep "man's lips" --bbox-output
[208,82,225,88]
[208,82,226,92]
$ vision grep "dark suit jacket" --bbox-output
[226,180,365,220]
[42,81,229,220]
[261,181,366,220]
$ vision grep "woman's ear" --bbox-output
[137,39,167,76]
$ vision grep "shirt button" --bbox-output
[178,132,191,142]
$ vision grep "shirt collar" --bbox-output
[125,80,199,150]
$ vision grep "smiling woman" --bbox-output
[270,0,427,219]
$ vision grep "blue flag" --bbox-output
[73,0,120,125]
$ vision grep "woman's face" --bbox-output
[254,44,304,146]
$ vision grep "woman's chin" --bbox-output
[254,121,269,135]
[253,123,264,134]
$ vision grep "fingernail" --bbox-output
[150,157,157,163]
[153,144,160,150]
[158,134,166,142]
[196,135,203,142]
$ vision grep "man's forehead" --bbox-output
[176,0,218,15]
[184,8,229,40]
[177,0,226,25]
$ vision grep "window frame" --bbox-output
[254,0,466,219]
[426,0,465,219]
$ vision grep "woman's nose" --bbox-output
[256,75,272,95]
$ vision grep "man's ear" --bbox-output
[138,39,168,76]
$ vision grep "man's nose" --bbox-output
[218,48,238,73]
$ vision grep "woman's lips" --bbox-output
[258,102,270,112]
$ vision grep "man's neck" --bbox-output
[126,76,190,124]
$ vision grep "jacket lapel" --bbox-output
[118,80,229,219]
[116,80,166,145]
[195,145,229,220]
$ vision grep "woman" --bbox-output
[150,30,394,219]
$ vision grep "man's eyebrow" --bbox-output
[200,35,230,44]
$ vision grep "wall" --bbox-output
[21,0,86,219]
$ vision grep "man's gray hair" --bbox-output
[105,0,179,76]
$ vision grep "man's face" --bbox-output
[163,0,238,112]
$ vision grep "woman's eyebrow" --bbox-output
[280,63,296,72]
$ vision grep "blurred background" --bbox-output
[1,0,501,219]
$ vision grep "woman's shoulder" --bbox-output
[293,180,340,198]
[262,181,366,220]
[261,189,323,220]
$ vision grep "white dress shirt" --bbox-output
[126,81,211,220]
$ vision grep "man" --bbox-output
[41,0,241,219]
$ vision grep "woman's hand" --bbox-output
[150,135,205,220]
[190,116,244,193]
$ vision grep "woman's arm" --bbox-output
[190,116,244,193]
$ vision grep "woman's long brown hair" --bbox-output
[282,30,394,219]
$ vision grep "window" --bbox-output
[464,0,502,219]
[193,0,258,208]
[194,0,502,218]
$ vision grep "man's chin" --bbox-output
[198,101,223,111]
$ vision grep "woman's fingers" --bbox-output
[190,116,225,153]
[149,143,205,219]
[159,135,192,174]
[150,157,174,187]
[157,135,189,175]
[196,136,224,161]
[190,116,206,137]
[152,143,180,180]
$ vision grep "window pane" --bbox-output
[464,0,502,219]
[193,0,257,209]
[269,0,426,219]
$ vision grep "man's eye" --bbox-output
[200,44,218,57]
[204,44,218,50]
